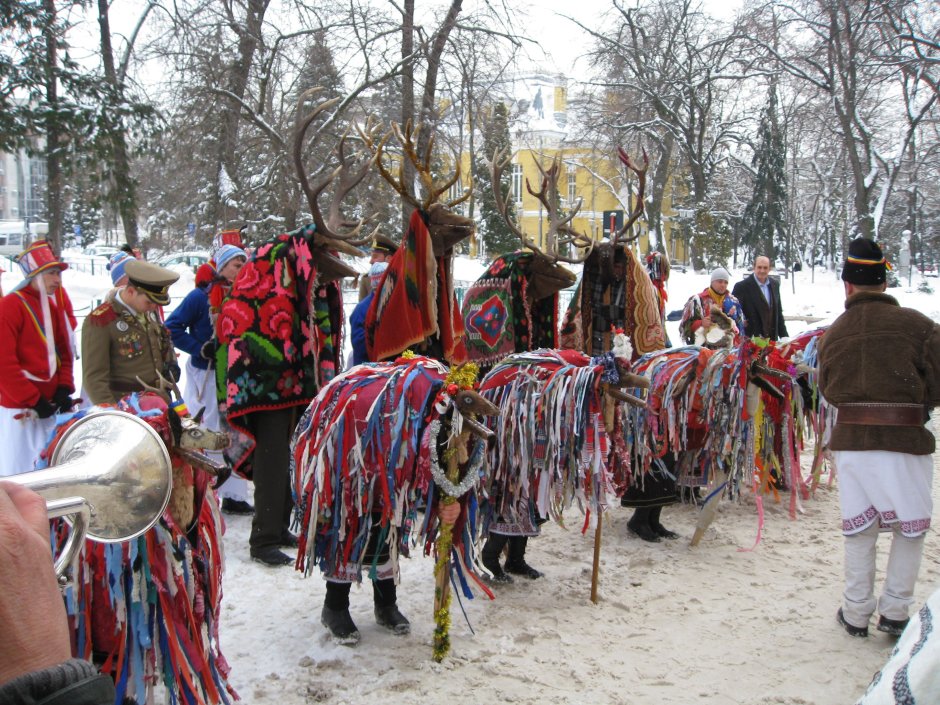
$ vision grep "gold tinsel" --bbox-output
[444,362,479,390]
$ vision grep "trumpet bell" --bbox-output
[12,409,173,543]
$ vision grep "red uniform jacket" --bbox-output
[0,284,74,408]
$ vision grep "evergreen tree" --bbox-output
[741,84,789,263]
[473,102,517,257]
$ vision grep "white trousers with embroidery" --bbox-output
[835,449,932,627]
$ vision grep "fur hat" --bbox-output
[214,244,247,272]
[108,251,134,286]
[16,240,68,279]
[841,237,887,285]
[369,261,389,288]
[710,267,731,284]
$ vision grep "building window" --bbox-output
[512,164,523,205]
[567,171,577,204]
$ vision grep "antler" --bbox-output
[611,148,649,245]
[135,371,183,405]
[490,147,540,253]
[526,156,595,264]
[362,120,469,212]
[293,87,376,247]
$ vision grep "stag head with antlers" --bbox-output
[293,88,382,281]
[359,121,475,256]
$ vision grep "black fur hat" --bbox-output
[841,237,886,285]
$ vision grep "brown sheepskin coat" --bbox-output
[818,291,940,455]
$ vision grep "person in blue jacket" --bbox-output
[350,262,388,366]
[165,244,253,514]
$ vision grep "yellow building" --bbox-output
[466,73,688,264]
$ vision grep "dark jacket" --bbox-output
[731,273,789,340]
[817,291,940,455]
[0,658,116,705]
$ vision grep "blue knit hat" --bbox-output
[214,244,247,272]
[108,251,134,286]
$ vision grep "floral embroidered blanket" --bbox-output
[218,224,343,474]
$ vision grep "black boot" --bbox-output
[373,579,410,635]
[504,536,543,579]
[481,533,513,583]
[627,508,661,542]
[648,506,679,540]
[321,582,360,646]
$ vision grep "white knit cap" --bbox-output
[710,267,731,283]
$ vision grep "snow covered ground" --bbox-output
[2,252,938,704]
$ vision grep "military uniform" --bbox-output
[358,234,399,301]
[81,261,179,405]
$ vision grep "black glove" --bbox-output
[165,361,182,383]
[200,340,219,366]
[52,385,73,412]
[32,397,56,419]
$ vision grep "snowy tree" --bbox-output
[740,84,788,265]
[473,102,517,256]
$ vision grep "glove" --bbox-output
[200,340,219,366]
[165,361,182,383]
[52,385,73,412]
[32,397,56,419]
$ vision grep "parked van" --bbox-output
[0,221,30,257]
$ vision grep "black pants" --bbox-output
[246,408,294,550]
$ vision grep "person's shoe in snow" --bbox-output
[374,604,411,635]
[322,606,360,646]
[876,615,909,637]
[837,608,869,638]
[250,546,292,567]
[221,498,254,515]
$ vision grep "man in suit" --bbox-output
[732,255,789,340]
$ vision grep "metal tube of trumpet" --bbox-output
[7,409,174,584]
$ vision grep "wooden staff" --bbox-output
[590,511,603,604]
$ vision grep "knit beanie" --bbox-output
[841,237,887,285]
[369,262,388,288]
[214,244,247,272]
[710,267,731,283]
[107,251,134,286]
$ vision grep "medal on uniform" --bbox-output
[117,321,129,332]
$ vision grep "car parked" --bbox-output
[84,245,121,259]
[157,251,211,270]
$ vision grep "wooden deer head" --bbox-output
[360,121,474,256]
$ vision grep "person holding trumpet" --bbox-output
[0,481,115,704]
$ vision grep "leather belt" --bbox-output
[110,380,146,393]
[836,403,925,427]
